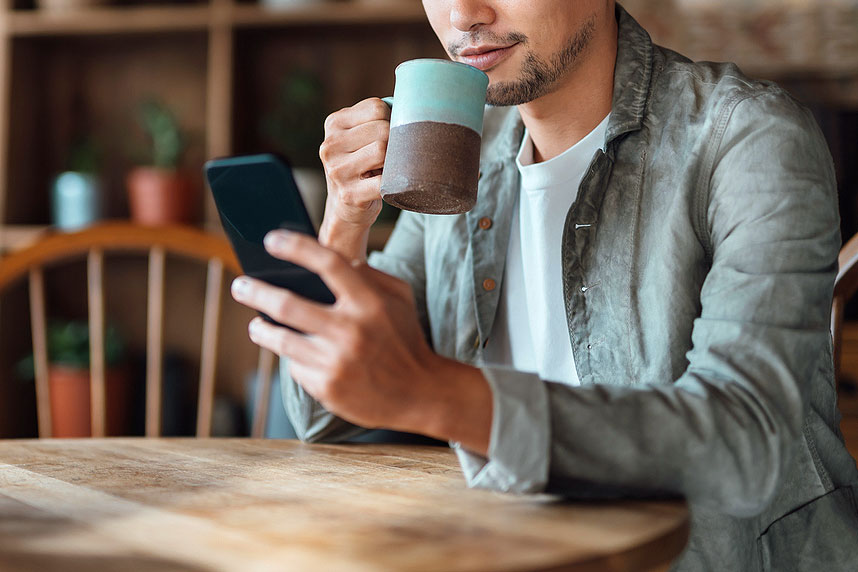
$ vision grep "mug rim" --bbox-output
[394,58,488,82]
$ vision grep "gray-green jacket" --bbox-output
[283,5,858,570]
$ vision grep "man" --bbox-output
[230,1,858,569]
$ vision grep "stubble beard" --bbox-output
[484,16,597,107]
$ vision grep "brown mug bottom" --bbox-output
[382,179,476,215]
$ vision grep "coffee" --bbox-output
[382,121,481,214]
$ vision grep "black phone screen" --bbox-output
[205,153,336,327]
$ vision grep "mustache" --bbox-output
[447,31,528,57]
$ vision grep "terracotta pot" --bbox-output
[126,167,198,226]
[48,365,130,438]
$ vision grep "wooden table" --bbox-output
[0,439,689,572]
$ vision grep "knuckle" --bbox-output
[327,163,349,184]
[318,250,341,274]
[374,122,390,143]
[363,297,385,321]
[277,334,292,357]
[372,139,388,158]
[338,188,358,205]
[339,320,361,346]
[323,112,339,134]
[371,98,390,118]
[274,290,295,321]
[318,140,332,163]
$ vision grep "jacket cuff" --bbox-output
[452,366,550,493]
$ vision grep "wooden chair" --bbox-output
[832,232,858,389]
[0,222,275,438]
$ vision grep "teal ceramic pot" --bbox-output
[52,171,102,231]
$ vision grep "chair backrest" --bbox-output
[0,222,275,438]
[831,232,858,387]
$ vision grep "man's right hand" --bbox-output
[317,97,392,262]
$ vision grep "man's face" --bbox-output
[422,0,611,106]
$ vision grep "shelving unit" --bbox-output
[0,0,440,438]
[0,0,439,254]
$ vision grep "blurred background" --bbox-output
[0,0,856,440]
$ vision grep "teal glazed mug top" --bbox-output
[380,59,489,215]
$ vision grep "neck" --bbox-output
[518,14,618,163]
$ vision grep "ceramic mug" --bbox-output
[380,59,489,215]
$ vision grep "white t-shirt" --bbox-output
[482,114,610,385]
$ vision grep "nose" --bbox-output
[450,0,495,32]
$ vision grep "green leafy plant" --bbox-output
[66,136,101,174]
[137,99,185,169]
[16,320,125,380]
[261,69,327,168]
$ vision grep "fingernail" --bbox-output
[264,230,289,250]
[248,319,262,340]
[231,277,250,299]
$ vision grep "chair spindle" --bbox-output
[87,249,106,437]
[146,247,166,437]
[197,258,224,437]
[28,267,51,438]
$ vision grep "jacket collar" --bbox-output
[606,4,654,144]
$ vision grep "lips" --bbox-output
[457,44,518,71]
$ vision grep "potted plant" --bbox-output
[261,69,328,227]
[17,320,129,437]
[126,98,198,226]
[51,137,103,232]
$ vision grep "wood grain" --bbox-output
[0,439,689,572]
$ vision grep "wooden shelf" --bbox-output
[231,1,426,28]
[3,1,427,37]
[7,6,213,36]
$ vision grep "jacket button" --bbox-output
[478,217,493,230]
[482,278,496,292]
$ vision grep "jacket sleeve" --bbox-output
[463,92,840,517]
[281,211,430,443]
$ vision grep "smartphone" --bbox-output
[204,153,335,328]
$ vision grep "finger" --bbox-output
[262,232,368,301]
[350,135,389,174]
[231,275,332,335]
[337,119,390,155]
[247,318,329,367]
[334,177,383,211]
[324,98,390,132]
[323,132,388,184]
